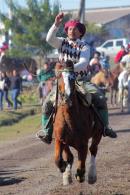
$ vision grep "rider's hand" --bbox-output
[54,12,64,27]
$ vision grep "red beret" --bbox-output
[64,20,86,37]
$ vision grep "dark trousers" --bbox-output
[0,90,4,110]
[4,90,13,107]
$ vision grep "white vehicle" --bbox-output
[96,38,129,56]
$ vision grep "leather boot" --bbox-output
[36,113,53,144]
[99,109,117,138]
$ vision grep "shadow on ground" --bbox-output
[116,129,130,133]
[0,176,26,186]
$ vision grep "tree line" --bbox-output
[0,0,106,58]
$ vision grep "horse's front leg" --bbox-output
[62,146,74,185]
[54,139,66,173]
[88,134,102,184]
[75,144,88,183]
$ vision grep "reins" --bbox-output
[45,67,75,127]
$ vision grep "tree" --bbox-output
[0,0,70,57]
[86,22,108,44]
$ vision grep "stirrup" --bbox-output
[103,127,117,138]
[36,130,52,144]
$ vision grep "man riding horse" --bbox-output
[36,12,117,144]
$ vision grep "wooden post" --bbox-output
[78,0,85,23]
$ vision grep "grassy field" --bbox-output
[0,106,41,142]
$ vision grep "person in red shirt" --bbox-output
[114,45,127,64]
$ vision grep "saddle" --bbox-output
[76,90,91,107]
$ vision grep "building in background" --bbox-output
[65,6,130,41]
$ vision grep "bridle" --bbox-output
[55,62,76,106]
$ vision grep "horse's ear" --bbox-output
[55,62,62,77]
[55,62,62,70]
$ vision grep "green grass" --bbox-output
[0,113,41,142]
[0,104,41,124]
[0,104,42,142]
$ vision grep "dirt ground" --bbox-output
[0,105,130,195]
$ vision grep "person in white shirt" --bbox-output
[127,74,130,112]
[119,64,130,112]
[118,62,128,105]
[120,48,130,111]
[120,47,130,69]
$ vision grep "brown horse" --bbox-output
[91,69,113,93]
[109,64,122,106]
[53,60,103,185]
[91,65,122,106]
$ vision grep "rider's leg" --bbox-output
[98,109,117,138]
[78,82,117,138]
[36,87,56,144]
[91,91,117,138]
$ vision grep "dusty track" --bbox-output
[0,106,130,195]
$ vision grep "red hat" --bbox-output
[64,20,86,37]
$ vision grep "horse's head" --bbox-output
[91,69,114,91]
[55,60,76,106]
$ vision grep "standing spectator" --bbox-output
[119,66,130,113]
[118,62,128,105]
[2,72,13,109]
[120,47,130,70]
[114,45,127,64]
[10,70,22,110]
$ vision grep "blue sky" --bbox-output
[55,0,130,10]
[0,0,130,12]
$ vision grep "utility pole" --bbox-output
[78,0,85,23]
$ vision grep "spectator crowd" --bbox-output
[0,69,22,111]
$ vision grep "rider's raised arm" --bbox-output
[74,44,90,72]
[46,12,64,49]
[46,24,64,49]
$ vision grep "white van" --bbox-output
[96,38,129,56]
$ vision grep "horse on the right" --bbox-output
[91,64,123,107]
[109,64,123,107]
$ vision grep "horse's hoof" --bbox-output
[63,174,72,185]
[63,177,72,185]
[75,169,85,183]
[88,165,97,184]
[88,176,97,184]
[75,175,85,183]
